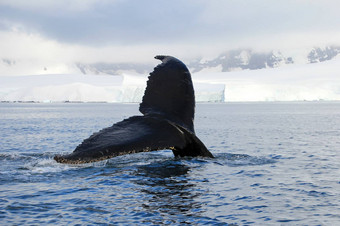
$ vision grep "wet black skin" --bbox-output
[54,55,213,164]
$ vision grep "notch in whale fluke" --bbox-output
[54,56,213,164]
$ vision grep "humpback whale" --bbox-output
[54,55,214,164]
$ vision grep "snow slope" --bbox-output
[0,57,339,102]
[194,56,340,101]
[0,74,224,103]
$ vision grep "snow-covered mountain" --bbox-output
[2,46,339,76]
[73,46,340,75]
[1,56,340,103]
[1,46,340,103]
[307,46,340,63]
[69,45,340,74]
[189,46,340,73]
[189,49,293,73]
[75,62,153,75]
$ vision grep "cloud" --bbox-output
[0,0,206,45]
[0,0,103,12]
[0,28,226,65]
[1,0,338,46]
[1,0,340,68]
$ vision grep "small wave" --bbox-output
[0,152,57,161]
[0,152,86,176]
[105,150,174,167]
[10,151,173,175]
[213,153,277,166]
[23,158,72,173]
[0,152,34,161]
[1,150,276,180]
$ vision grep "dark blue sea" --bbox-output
[1,102,340,225]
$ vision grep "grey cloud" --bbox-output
[1,0,340,48]
[0,1,205,45]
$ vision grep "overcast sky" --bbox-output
[1,0,340,64]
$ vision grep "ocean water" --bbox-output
[0,102,340,225]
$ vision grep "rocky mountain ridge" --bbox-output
[189,46,340,73]
[1,46,340,76]
[77,46,340,75]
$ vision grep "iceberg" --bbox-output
[0,74,225,103]
[1,57,340,103]
[193,56,340,101]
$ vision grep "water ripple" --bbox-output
[1,103,340,225]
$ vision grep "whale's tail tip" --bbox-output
[154,55,177,63]
[154,55,167,61]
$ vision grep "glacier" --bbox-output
[0,74,225,103]
[0,57,339,103]
[194,56,340,101]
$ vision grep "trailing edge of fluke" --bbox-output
[54,55,214,164]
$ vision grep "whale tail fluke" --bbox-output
[54,116,212,164]
[54,56,213,164]
[140,55,195,133]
